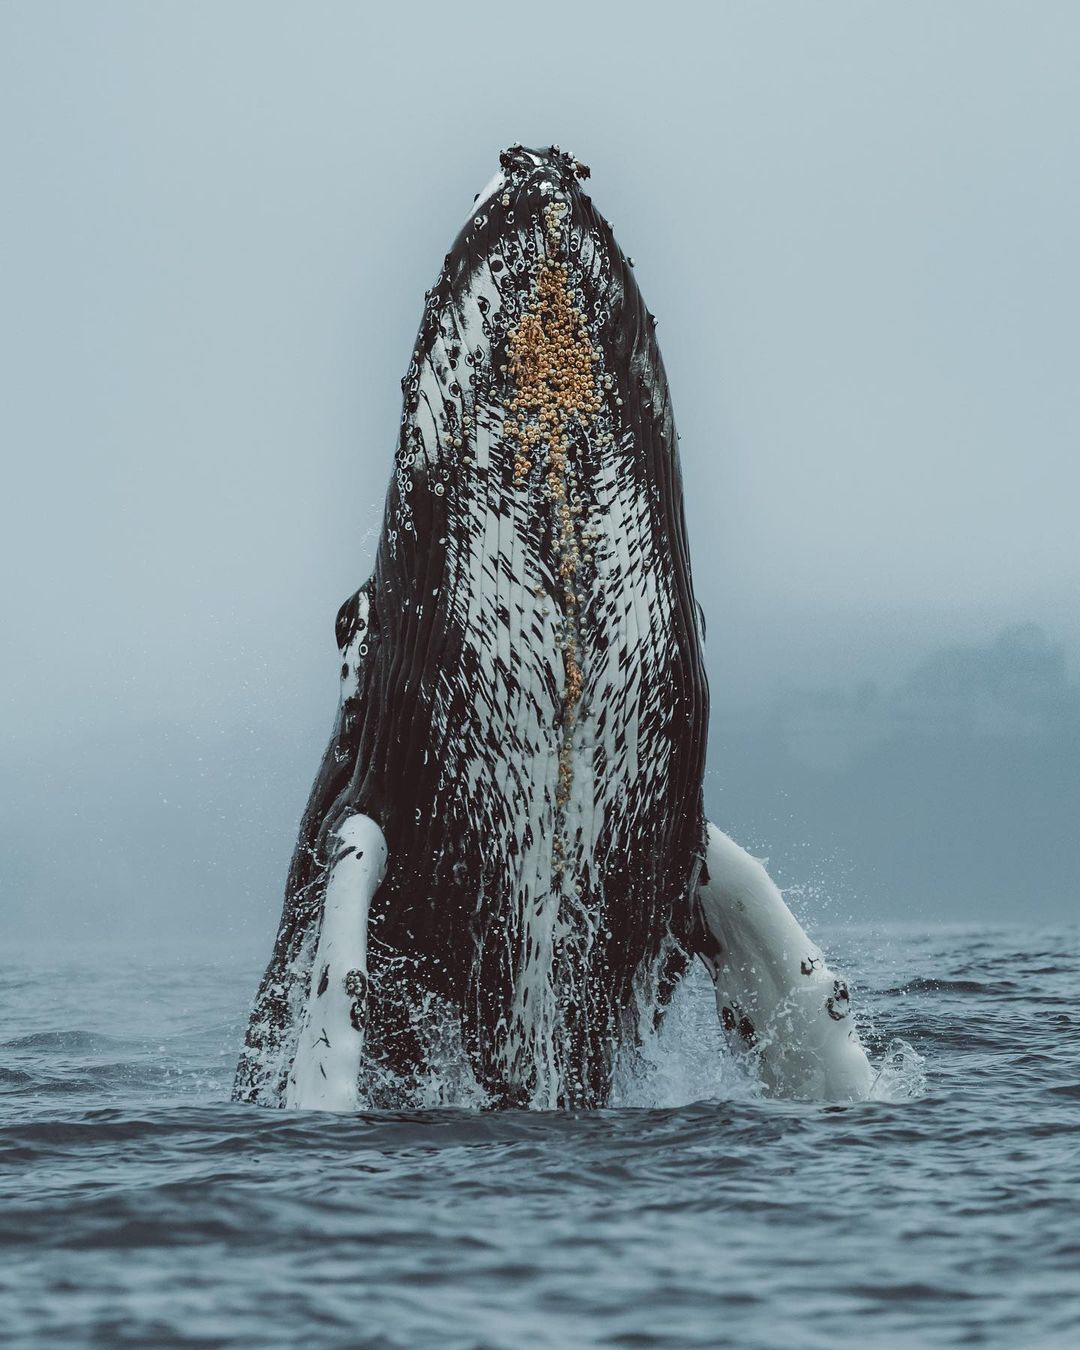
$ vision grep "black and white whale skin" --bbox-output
[234,146,874,1111]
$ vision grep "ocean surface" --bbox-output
[1,925,1077,1348]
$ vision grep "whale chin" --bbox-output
[233,145,876,1111]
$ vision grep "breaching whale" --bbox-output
[234,145,874,1111]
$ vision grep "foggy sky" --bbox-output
[2,2,1078,939]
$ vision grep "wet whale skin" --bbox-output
[234,146,709,1109]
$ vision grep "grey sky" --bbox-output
[2,2,1078,937]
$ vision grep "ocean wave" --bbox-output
[0,935,1076,1347]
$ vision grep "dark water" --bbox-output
[1,927,1077,1348]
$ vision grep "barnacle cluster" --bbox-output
[501,195,603,836]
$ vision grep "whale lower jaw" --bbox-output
[396,461,690,1105]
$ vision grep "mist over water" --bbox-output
[5,620,1076,945]
[2,3,1078,1345]
[2,1,1079,945]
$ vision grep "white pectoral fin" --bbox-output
[285,813,388,1112]
[696,823,874,1102]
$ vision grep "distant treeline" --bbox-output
[709,625,1079,922]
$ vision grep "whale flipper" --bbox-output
[285,813,387,1111]
[232,583,380,1108]
[695,823,874,1101]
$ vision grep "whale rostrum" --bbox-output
[233,145,875,1110]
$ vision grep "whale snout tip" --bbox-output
[481,144,595,227]
[497,142,591,184]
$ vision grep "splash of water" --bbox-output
[867,1037,928,1102]
[352,960,926,1110]
[609,965,761,1108]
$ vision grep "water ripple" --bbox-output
[1,930,1077,1347]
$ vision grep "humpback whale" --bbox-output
[234,145,874,1111]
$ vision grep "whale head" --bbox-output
[239,145,711,1109]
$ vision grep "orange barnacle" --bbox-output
[500,201,603,831]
